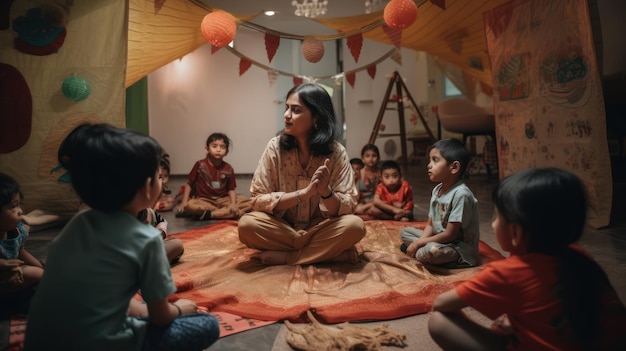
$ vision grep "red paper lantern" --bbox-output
[384,0,418,29]
[301,38,324,63]
[201,11,236,48]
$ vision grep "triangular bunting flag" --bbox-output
[265,33,280,63]
[239,58,252,76]
[267,70,279,87]
[391,49,402,65]
[382,24,402,49]
[155,0,166,14]
[346,33,363,63]
[367,65,377,80]
[346,72,356,88]
[430,0,446,10]
[293,77,303,86]
[211,45,221,54]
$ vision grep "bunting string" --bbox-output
[223,45,397,80]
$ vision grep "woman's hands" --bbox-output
[311,158,332,197]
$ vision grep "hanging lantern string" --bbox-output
[223,45,397,79]
[190,0,387,41]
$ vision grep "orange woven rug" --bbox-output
[169,220,503,324]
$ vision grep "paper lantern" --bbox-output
[301,38,324,63]
[201,11,236,48]
[62,75,90,101]
[384,0,418,29]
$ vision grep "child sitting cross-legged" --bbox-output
[0,173,44,314]
[399,138,479,268]
[367,160,414,221]
[23,123,219,351]
[429,167,626,350]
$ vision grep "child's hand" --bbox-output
[0,258,23,269]
[406,240,424,257]
[173,299,198,315]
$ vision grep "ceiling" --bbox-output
[199,0,387,35]
[128,0,513,88]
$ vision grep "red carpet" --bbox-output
[169,220,504,324]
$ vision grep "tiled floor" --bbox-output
[13,162,626,350]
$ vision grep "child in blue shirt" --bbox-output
[400,138,480,267]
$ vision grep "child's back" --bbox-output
[24,123,219,351]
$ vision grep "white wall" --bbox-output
[148,27,426,175]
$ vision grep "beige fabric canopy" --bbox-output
[127,0,510,87]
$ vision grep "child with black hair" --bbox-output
[24,123,219,351]
[0,173,43,312]
[349,157,364,189]
[177,132,251,220]
[369,160,414,221]
[154,153,175,212]
[399,138,479,267]
[429,167,626,350]
[355,143,381,216]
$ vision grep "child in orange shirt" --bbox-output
[369,160,413,221]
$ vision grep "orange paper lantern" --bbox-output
[384,0,418,29]
[302,38,324,63]
[201,11,236,48]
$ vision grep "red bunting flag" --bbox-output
[239,58,252,76]
[382,24,402,49]
[367,65,377,79]
[430,0,446,10]
[154,0,166,14]
[265,33,280,63]
[346,72,356,88]
[293,77,303,86]
[346,34,363,63]
[211,45,221,54]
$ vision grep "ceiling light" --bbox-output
[292,0,328,18]
[264,10,276,16]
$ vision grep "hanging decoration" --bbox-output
[383,0,418,29]
[211,45,221,54]
[200,11,237,48]
[346,72,356,88]
[367,65,377,79]
[301,37,325,63]
[265,33,280,63]
[382,24,402,49]
[430,0,446,10]
[154,0,166,14]
[62,75,91,102]
[293,76,304,86]
[239,58,251,76]
[346,33,363,63]
[391,49,402,65]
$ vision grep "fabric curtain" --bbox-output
[125,77,149,135]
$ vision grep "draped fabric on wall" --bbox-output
[484,0,612,228]
[0,0,127,215]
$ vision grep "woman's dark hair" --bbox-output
[58,123,162,212]
[206,132,231,151]
[493,167,608,348]
[0,172,22,207]
[360,143,379,157]
[279,84,338,156]
[429,138,471,177]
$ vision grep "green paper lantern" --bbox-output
[62,75,91,101]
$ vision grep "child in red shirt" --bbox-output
[429,168,626,350]
[369,160,414,221]
[177,133,251,220]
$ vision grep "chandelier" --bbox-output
[365,0,387,14]
[292,0,328,18]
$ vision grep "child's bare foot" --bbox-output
[251,251,288,265]
[327,247,360,264]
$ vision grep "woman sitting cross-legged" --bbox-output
[238,83,366,265]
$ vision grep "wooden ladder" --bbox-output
[368,71,436,169]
